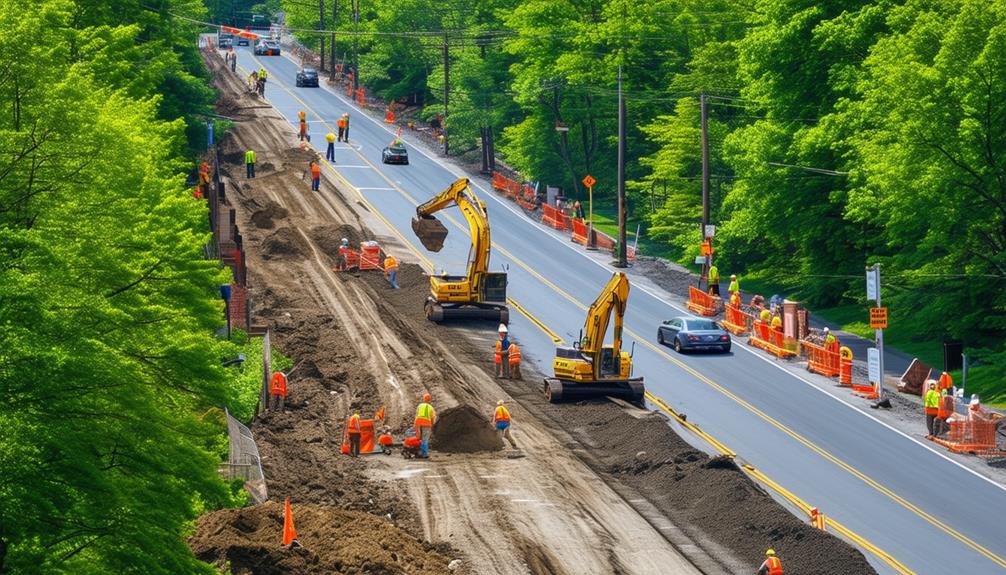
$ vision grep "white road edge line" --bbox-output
[278,49,1006,494]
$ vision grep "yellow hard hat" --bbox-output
[766,549,776,556]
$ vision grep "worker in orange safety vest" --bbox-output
[309,160,320,192]
[757,549,783,575]
[384,254,399,289]
[494,324,510,378]
[269,370,288,410]
[507,343,522,381]
[491,400,518,448]
[344,412,362,457]
[199,161,210,185]
[938,371,953,396]
[415,393,436,458]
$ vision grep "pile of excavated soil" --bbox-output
[191,501,451,575]
[430,405,503,453]
[633,256,701,301]
[308,224,365,261]
[261,227,308,259]
[250,201,290,229]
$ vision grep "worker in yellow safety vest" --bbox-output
[759,308,771,323]
[491,400,518,448]
[508,343,522,380]
[708,264,720,297]
[245,149,256,178]
[730,290,741,308]
[728,274,740,298]
[415,393,436,458]
[325,131,337,162]
[384,254,399,289]
[771,314,782,332]
[757,549,783,575]
[924,381,940,437]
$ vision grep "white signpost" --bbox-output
[866,264,884,402]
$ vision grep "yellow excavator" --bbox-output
[545,271,644,404]
[411,177,509,323]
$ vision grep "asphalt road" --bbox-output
[234,46,1006,574]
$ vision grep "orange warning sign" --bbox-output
[870,307,888,329]
[582,174,596,188]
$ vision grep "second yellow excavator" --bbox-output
[544,271,644,404]
[411,178,509,323]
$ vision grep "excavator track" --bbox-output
[543,377,645,406]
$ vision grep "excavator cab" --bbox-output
[545,272,644,405]
[411,178,509,323]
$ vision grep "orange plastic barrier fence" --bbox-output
[931,415,1006,456]
[541,204,570,231]
[627,244,637,261]
[851,382,879,399]
[721,303,751,335]
[839,347,853,386]
[749,320,796,358]
[491,171,539,211]
[360,245,381,270]
[594,232,616,251]
[355,88,366,105]
[340,419,378,455]
[571,218,589,245]
[333,247,360,271]
[384,108,395,123]
[802,340,840,378]
[687,286,718,317]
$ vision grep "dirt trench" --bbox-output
[193,50,704,575]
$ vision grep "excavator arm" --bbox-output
[580,272,629,379]
[412,177,492,292]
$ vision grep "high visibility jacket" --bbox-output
[728,279,739,293]
[730,292,741,307]
[924,389,940,415]
[415,402,435,427]
[245,150,256,164]
[771,316,782,330]
[258,69,268,79]
[760,557,783,575]
[346,414,361,434]
[825,333,836,345]
[298,111,306,121]
[384,256,398,272]
[337,118,347,129]
[494,341,504,364]
[326,132,336,143]
[311,163,320,178]
[200,161,210,176]
[708,265,719,283]
[759,309,771,322]
[938,393,954,419]
[299,120,307,133]
[270,372,288,396]
[508,343,521,365]
[939,372,953,391]
[493,405,511,423]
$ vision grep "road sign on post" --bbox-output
[870,307,888,329]
[866,264,885,404]
[704,224,716,239]
[582,174,596,188]
[868,348,881,384]
[866,267,879,302]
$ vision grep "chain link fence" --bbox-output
[220,408,269,504]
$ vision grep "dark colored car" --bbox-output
[658,317,731,353]
[382,144,409,165]
[296,67,319,87]
[254,40,281,55]
[237,35,249,46]
[219,36,233,49]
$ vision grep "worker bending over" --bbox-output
[414,393,436,458]
[757,549,783,575]
[344,412,362,457]
[492,400,518,449]
[269,370,288,410]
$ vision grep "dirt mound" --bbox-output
[251,201,290,229]
[262,227,307,259]
[191,501,451,575]
[308,224,365,263]
[431,405,503,453]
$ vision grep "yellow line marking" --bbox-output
[507,298,563,344]
[645,391,736,457]
[243,54,1005,572]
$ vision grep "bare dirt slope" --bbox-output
[192,51,705,575]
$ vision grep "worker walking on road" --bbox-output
[269,370,288,410]
[492,400,518,449]
[414,393,436,458]
[245,149,256,178]
[757,549,783,575]
[299,117,308,142]
[337,114,347,142]
[384,254,399,288]
[325,131,336,162]
[495,324,510,378]
[342,112,351,143]
[309,160,321,192]
[924,380,940,437]
[344,412,362,457]
[708,264,720,296]
[508,343,522,380]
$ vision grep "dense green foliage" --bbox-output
[0,0,245,572]
[273,0,1006,359]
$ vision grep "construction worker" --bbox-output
[325,131,337,162]
[344,412,362,457]
[924,380,940,437]
[337,114,347,142]
[771,314,783,332]
[728,274,740,299]
[199,161,211,186]
[492,400,518,449]
[495,324,510,378]
[573,200,583,219]
[384,254,399,289]
[336,238,352,271]
[708,264,720,296]
[759,308,771,323]
[729,290,742,308]
[228,48,237,72]
[415,393,436,458]
[342,112,351,143]
[508,343,522,380]
[938,371,953,396]
[269,370,288,410]
[757,549,783,575]
[257,67,267,96]
[245,148,256,178]
[299,117,308,142]
[309,160,320,192]
[248,69,258,92]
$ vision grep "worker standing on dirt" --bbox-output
[257,67,268,96]
[757,549,783,575]
[342,113,351,143]
[337,114,347,142]
[384,254,399,289]
[228,48,237,72]
[245,148,256,178]
[325,131,336,162]
[309,160,321,192]
[199,160,211,187]
[344,412,362,457]
[507,343,522,380]
[492,400,518,449]
[415,393,436,458]
[269,370,288,410]
[924,380,940,437]
[707,264,720,296]
[248,70,258,93]
[495,324,510,378]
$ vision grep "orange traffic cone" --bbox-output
[282,497,298,546]
[384,108,395,123]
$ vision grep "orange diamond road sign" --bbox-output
[870,307,888,329]
[582,175,596,188]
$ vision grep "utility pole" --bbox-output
[330,0,337,80]
[700,92,711,283]
[616,64,627,268]
[352,0,359,91]
[443,32,450,155]
[318,0,325,72]
[875,263,885,404]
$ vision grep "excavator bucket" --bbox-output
[412,215,449,252]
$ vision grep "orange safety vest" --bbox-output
[270,372,288,396]
[384,256,398,272]
[762,557,783,575]
[311,163,320,178]
[298,111,306,121]
[939,372,953,392]
[415,402,435,427]
[508,343,521,365]
[494,341,504,364]
[200,162,210,182]
[337,117,347,129]
[494,405,511,423]
[346,414,361,434]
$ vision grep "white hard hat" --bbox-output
[823,327,830,332]
[497,400,505,406]
[498,324,508,333]
[341,237,348,243]
[971,394,980,405]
